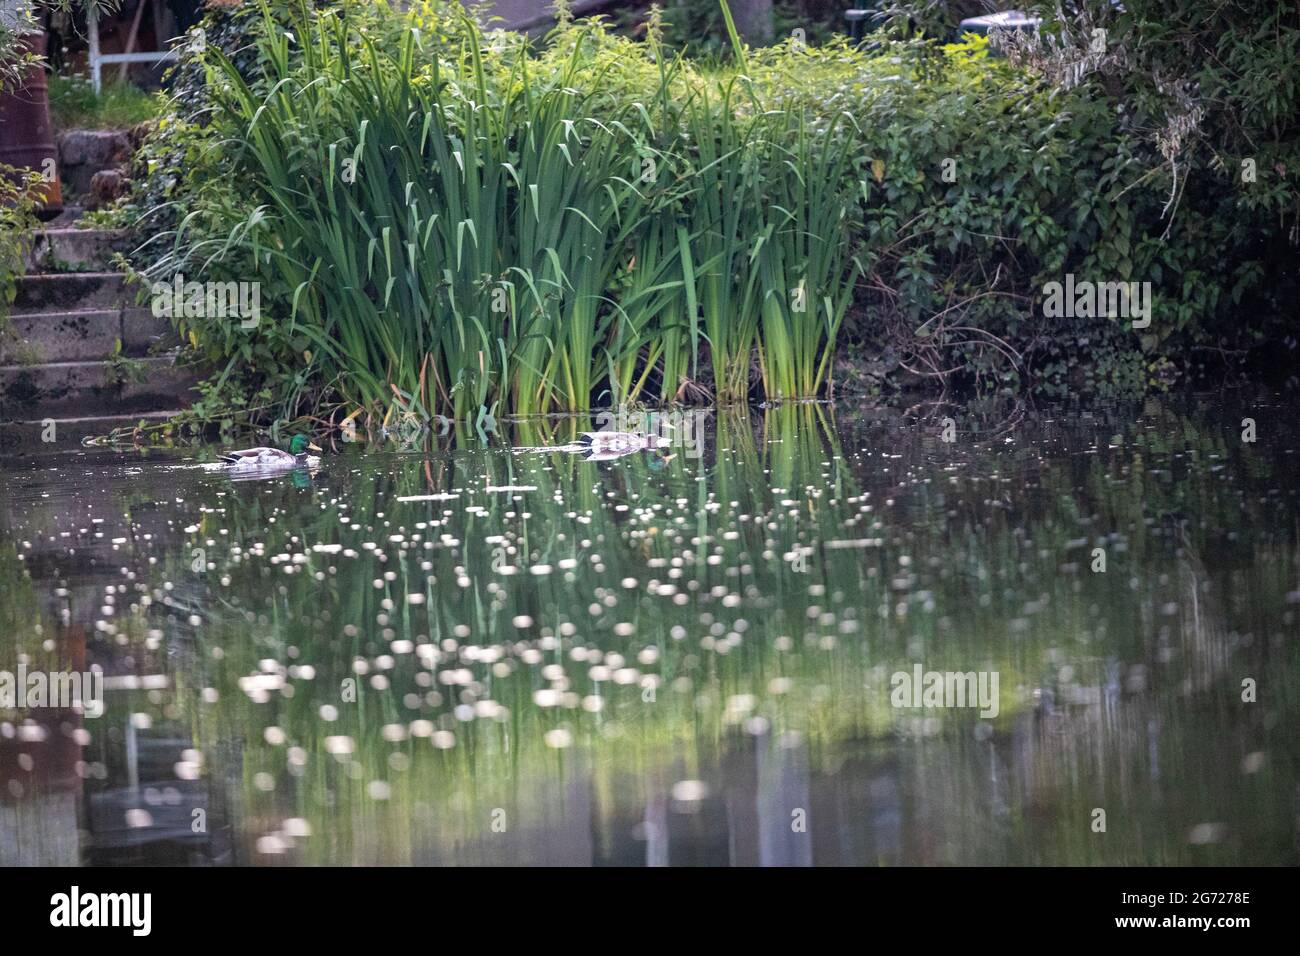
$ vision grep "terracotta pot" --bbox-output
[0,28,63,214]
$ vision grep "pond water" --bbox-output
[1,394,1297,866]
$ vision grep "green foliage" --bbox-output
[613,0,843,60]
[0,166,42,330]
[739,31,1149,391]
[0,21,39,94]
[107,1,313,247]
[111,0,1297,427]
[46,74,163,129]
[909,0,1300,372]
[104,336,149,387]
[128,0,866,424]
[1,6,45,326]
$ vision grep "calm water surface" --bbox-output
[1,395,1297,865]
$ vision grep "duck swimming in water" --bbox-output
[512,427,674,462]
[574,430,671,459]
[218,434,322,473]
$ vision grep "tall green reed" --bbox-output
[180,0,866,422]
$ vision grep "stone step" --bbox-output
[13,272,134,313]
[0,310,117,364]
[0,357,198,419]
[1,308,178,363]
[0,410,181,452]
[123,308,180,355]
[44,205,88,228]
[57,129,132,196]
[22,228,129,273]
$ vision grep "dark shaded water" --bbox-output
[1,394,1297,865]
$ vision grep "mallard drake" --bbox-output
[218,434,322,473]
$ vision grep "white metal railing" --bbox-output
[87,3,178,93]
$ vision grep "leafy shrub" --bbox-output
[0,166,42,331]
[898,0,1300,381]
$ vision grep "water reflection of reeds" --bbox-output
[2,397,1298,864]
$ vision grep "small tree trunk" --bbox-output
[728,0,774,47]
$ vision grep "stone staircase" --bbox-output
[1,226,197,449]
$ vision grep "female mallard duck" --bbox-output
[576,431,671,449]
[511,425,675,461]
[575,430,672,461]
[219,434,321,473]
